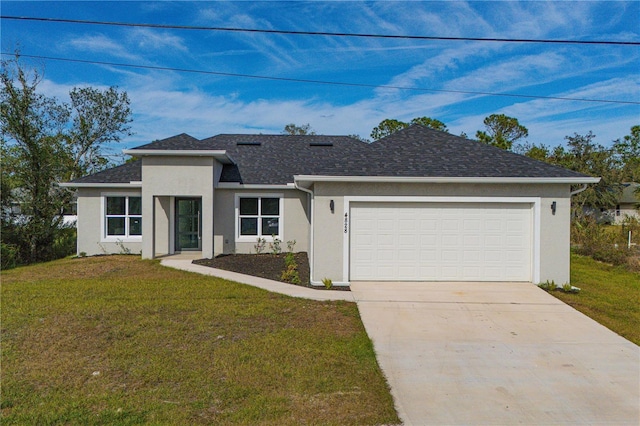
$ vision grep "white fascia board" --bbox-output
[59,182,142,188]
[294,175,600,185]
[123,149,235,164]
[217,182,296,190]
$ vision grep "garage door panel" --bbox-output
[462,267,481,279]
[420,250,437,261]
[420,219,437,230]
[463,250,481,261]
[442,219,460,231]
[485,219,502,231]
[441,250,459,262]
[485,235,502,247]
[442,235,460,246]
[350,202,532,282]
[463,219,481,231]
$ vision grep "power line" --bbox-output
[5,52,638,105]
[2,15,639,46]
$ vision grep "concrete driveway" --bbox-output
[351,281,639,426]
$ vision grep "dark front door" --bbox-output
[175,198,201,251]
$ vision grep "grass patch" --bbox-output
[551,254,640,345]
[1,256,399,425]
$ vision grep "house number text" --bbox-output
[344,213,349,233]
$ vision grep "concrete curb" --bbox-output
[160,258,355,302]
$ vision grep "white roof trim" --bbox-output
[59,182,142,188]
[123,149,235,164]
[217,183,296,190]
[294,175,600,185]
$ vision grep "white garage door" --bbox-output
[350,202,532,282]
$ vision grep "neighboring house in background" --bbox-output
[2,190,77,226]
[62,125,598,286]
[594,183,639,224]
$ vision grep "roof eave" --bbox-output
[217,183,296,190]
[293,175,601,188]
[60,181,143,188]
[123,149,235,164]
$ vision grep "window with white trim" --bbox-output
[105,196,142,238]
[237,196,281,239]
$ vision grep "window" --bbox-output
[104,196,142,238]
[237,196,282,239]
[616,205,621,216]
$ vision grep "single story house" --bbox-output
[63,125,599,286]
[598,183,639,224]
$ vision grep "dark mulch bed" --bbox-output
[193,252,349,291]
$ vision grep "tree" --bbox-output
[0,54,132,264]
[348,134,370,143]
[410,117,447,132]
[65,87,133,180]
[559,132,621,214]
[370,117,447,140]
[518,142,550,162]
[475,114,528,150]
[370,119,407,140]
[282,123,316,135]
[612,125,640,183]
[521,132,621,216]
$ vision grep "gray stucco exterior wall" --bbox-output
[213,188,310,255]
[76,187,143,256]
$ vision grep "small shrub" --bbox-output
[115,239,132,255]
[538,280,557,291]
[1,242,20,270]
[254,237,266,254]
[322,277,333,289]
[52,226,77,259]
[562,283,581,293]
[538,280,580,294]
[281,251,301,284]
[269,236,282,255]
[78,251,87,258]
[286,240,296,253]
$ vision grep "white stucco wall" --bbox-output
[76,187,143,256]
[141,156,215,258]
[311,182,572,285]
[214,188,310,255]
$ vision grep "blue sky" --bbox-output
[2,1,639,155]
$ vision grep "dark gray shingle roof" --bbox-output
[365,125,588,179]
[71,125,592,185]
[133,133,201,150]
[71,160,141,184]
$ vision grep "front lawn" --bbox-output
[1,256,399,425]
[551,254,640,345]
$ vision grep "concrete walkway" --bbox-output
[160,258,354,302]
[350,281,640,426]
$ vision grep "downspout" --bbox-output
[570,184,589,196]
[569,183,592,217]
[293,180,314,284]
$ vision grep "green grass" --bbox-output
[550,253,640,345]
[1,256,399,425]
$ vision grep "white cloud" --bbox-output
[67,34,140,61]
[128,28,187,52]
